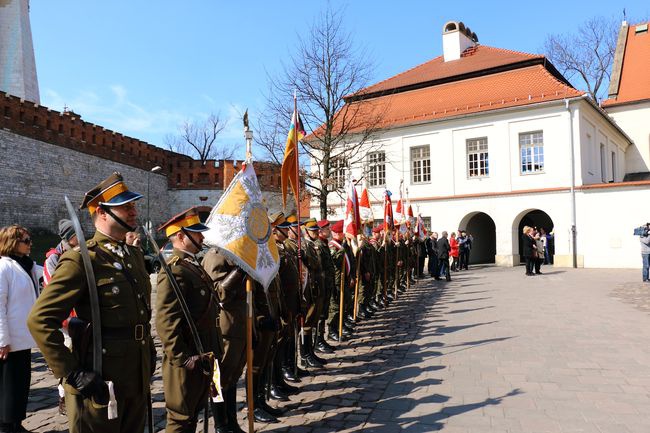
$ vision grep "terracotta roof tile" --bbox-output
[603,22,650,107]
[322,65,582,135]
[353,45,543,97]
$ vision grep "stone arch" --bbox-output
[458,211,496,264]
[512,209,555,263]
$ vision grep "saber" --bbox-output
[64,196,102,373]
[142,228,204,355]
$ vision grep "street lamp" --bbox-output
[147,165,162,252]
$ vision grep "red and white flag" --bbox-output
[359,182,373,224]
[383,190,394,230]
[343,178,361,237]
[407,204,415,228]
[395,196,404,225]
[416,214,428,240]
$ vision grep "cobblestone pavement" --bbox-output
[24,265,650,432]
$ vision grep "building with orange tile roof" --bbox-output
[311,21,648,270]
[603,21,650,175]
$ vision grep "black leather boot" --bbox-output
[224,387,246,433]
[211,401,230,433]
[300,337,324,368]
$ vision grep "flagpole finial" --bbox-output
[243,109,253,160]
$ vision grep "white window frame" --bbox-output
[366,151,386,187]
[519,131,545,175]
[467,137,489,178]
[331,157,347,190]
[411,145,431,184]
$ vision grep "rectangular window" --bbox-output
[519,131,544,174]
[411,145,431,184]
[331,157,347,190]
[366,151,386,187]
[467,137,489,178]
[611,151,616,182]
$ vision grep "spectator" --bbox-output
[641,224,650,283]
[458,230,470,270]
[437,231,451,281]
[521,226,536,276]
[534,231,545,275]
[43,219,78,286]
[0,225,40,433]
[43,218,80,416]
[449,232,459,272]
[427,232,439,278]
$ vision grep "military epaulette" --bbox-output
[167,256,180,266]
[86,239,97,248]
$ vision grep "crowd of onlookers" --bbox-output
[413,230,474,282]
[521,226,553,276]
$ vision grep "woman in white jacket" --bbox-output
[0,225,39,433]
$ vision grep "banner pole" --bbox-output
[246,277,255,433]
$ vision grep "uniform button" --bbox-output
[127,263,132,269]
[102,348,107,354]
[137,294,141,298]
[134,279,138,283]
[111,286,120,295]
[109,277,115,282]
[140,310,144,315]
[141,341,145,345]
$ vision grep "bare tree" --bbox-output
[544,16,619,103]
[257,7,386,219]
[164,113,234,164]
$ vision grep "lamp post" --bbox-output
[147,165,162,252]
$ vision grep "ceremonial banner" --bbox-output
[204,161,280,289]
[416,214,428,240]
[343,178,361,237]
[280,109,306,208]
[359,182,373,223]
[407,204,415,228]
[394,195,404,224]
[383,190,394,230]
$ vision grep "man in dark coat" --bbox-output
[437,231,451,281]
[427,232,439,278]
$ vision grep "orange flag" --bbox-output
[281,109,306,209]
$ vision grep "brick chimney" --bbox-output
[442,21,478,62]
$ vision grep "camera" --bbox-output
[634,223,650,237]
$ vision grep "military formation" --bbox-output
[25,172,427,433]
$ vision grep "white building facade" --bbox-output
[311,21,650,269]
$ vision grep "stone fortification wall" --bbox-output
[0,129,169,234]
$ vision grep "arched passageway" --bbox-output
[516,209,555,263]
[459,212,496,264]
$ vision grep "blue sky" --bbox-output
[30,1,649,159]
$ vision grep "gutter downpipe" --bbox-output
[565,98,578,268]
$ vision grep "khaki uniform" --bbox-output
[314,237,335,322]
[156,249,221,433]
[202,249,247,390]
[27,232,154,433]
[301,237,322,331]
[358,239,375,307]
[328,239,353,331]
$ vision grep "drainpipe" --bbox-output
[565,99,578,268]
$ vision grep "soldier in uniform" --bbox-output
[155,208,221,433]
[327,220,354,342]
[300,218,327,368]
[280,215,311,379]
[357,224,376,319]
[27,172,155,433]
[202,248,248,433]
[314,220,336,354]
[267,213,301,398]
[369,224,384,310]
